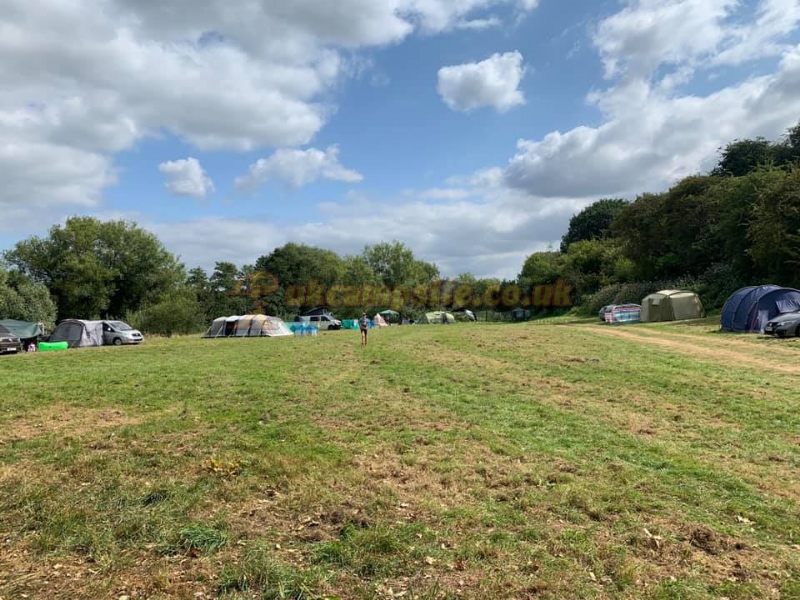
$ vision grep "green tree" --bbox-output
[125,288,206,336]
[4,217,184,320]
[746,165,800,287]
[711,137,778,177]
[0,267,57,326]
[362,241,439,288]
[560,198,629,252]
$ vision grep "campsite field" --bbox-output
[1,319,800,600]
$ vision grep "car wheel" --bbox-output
[112,337,122,346]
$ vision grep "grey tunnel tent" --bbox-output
[203,315,293,338]
[48,319,104,348]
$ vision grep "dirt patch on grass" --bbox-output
[586,326,800,374]
[1,404,147,444]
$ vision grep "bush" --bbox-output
[126,290,206,336]
[583,284,623,315]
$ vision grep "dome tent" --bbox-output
[640,290,705,322]
[720,285,800,333]
[48,319,104,347]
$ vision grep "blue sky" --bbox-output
[2,0,800,279]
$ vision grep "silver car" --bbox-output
[102,320,144,345]
[764,312,800,337]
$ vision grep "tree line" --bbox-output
[2,120,798,333]
[521,120,800,316]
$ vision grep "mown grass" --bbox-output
[1,320,799,599]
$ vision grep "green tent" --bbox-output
[0,319,44,341]
[419,311,456,324]
[641,290,705,322]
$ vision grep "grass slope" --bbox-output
[1,321,799,599]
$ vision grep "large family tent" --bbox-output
[641,290,705,322]
[419,311,456,324]
[720,285,800,333]
[203,315,292,338]
[48,319,104,347]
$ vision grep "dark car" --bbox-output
[764,312,800,337]
[0,325,22,355]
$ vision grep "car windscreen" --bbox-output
[108,321,133,331]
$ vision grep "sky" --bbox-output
[2,0,800,280]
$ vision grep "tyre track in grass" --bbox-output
[581,325,800,375]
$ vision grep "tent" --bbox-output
[0,319,44,343]
[203,315,292,338]
[641,290,705,322]
[419,311,456,324]
[48,319,104,348]
[720,285,800,333]
[604,304,641,324]
[373,314,389,327]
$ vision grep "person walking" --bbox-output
[358,312,370,346]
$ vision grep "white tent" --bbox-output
[372,313,389,327]
[48,319,105,348]
[203,315,293,338]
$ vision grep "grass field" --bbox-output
[2,319,800,600]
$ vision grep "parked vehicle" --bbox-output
[0,325,22,355]
[293,314,342,330]
[764,312,800,337]
[102,321,144,345]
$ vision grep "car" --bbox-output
[102,320,144,345]
[764,312,800,337]
[0,325,22,355]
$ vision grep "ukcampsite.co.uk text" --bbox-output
[231,274,574,311]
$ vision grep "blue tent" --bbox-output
[720,285,800,333]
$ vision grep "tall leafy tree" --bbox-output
[560,198,629,252]
[0,267,57,326]
[362,241,439,287]
[4,217,184,320]
[746,165,800,288]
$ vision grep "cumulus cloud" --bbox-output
[592,0,800,80]
[504,0,800,199]
[158,158,215,199]
[0,0,541,227]
[235,146,363,190]
[151,167,584,280]
[437,51,527,113]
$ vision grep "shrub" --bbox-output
[125,290,206,336]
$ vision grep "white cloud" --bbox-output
[504,0,800,199]
[235,146,363,190]
[418,187,474,200]
[0,0,541,226]
[592,0,800,81]
[152,170,583,280]
[437,51,527,113]
[158,158,215,199]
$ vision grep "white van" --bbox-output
[294,314,342,331]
